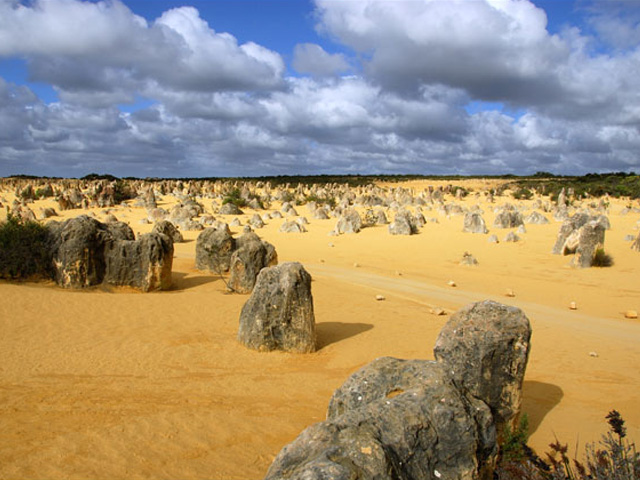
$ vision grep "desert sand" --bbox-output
[0,179,639,480]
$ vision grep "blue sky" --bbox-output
[1,0,639,178]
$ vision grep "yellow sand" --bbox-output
[0,180,639,480]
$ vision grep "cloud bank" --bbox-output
[0,0,639,177]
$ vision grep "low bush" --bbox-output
[496,410,639,480]
[0,214,51,279]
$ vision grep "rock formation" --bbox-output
[195,226,235,273]
[388,210,418,235]
[104,233,174,292]
[237,262,315,353]
[264,300,532,480]
[228,232,278,294]
[335,208,363,234]
[152,220,184,243]
[463,212,489,233]
[46,215,172,291]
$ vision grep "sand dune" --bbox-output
[0,180,638,479]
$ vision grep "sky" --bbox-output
[1,0,639,178]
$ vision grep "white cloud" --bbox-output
[0,0,284,101]
[292,43,350,77]
[1,0,639,177]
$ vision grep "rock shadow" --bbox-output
[521,380,564,435]
[316,322,373,349]
[169,271,221,291]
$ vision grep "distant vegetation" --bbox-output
[507,172,640,200]
[4,172,640,198]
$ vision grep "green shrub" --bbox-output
[222,188,247,207]
[592,248,614,267]
[0,215,51,279]
[496,410,639,480]
[501,414,531,463]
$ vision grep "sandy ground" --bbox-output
[0,179,639,479]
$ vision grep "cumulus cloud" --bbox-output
[0,0,284,102]
[292,43,350,77]
[0,0,639,177]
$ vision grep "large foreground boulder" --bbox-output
[266,361,495,480]
[104,233,174,292]
[433,300,531,439]
[237,262,316,353]
[228,232,278,294]
[264,300,531,480]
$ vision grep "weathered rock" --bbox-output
[279,220,307,233]
[524,211,549,225]
[375,209,389,225]
[38,207,58,220]
[47,216,110,288]
[463,212,488,233]
[106,221,135,241]
[504,232,520,242]
[388,210,418,235]
[335,208,362,234]
[552,212,591,254]
[237,262,316,353]
[568,221,606,268]
[248,214,265,229]
[152,220,184,243]
[219,202,244,215]
[313,208,330,220]
[460,252,479,266]
[493,210,523,229]
[104,233,173,292]
[228,233,278,294]
[433,300,531,439]
[195,226,235,273]
[267,358,496,480]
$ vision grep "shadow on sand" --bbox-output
[169,271,222,291]
[521,380,564,436]
[316,322,373,349]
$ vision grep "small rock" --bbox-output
[505,289,515,297]
[624,310,638,319]
[328,242,335,247]
[430,307,446,316]
[569,301,577,310]
[396,270,403,276]
[354,262,360,268]
[375,294,386,301]
[447,280,457,287]
[589,351,599,357]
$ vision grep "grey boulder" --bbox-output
[237,262,316,353]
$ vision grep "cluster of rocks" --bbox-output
[44,215,174,291]
[552,212,609,268]
[263,300,532,480]
[195,226,277,293]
